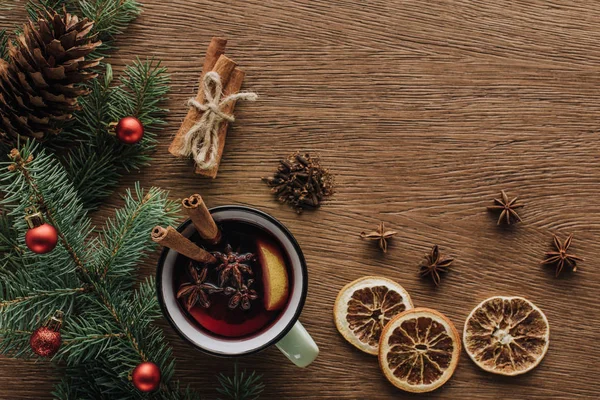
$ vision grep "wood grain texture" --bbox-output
[2,0,600,398]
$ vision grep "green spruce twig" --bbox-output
[0,143,195,397]
[26,0,141,58]
[0,210,21,270]
[0,29,8,60]
[217,362,265,400]
[61,60,169,211]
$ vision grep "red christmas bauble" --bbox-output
[25,223,58,254]
[132,362,161,392]
[30,326,61,357]
[115,116,144,144]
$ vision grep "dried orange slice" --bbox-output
[334,276,413,355]
[463,296,549,376]
[378,308,461,393]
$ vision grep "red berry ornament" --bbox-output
[24,208,57,254]
[114,116,144,144]
[132,361,161,392]
[30,311,63,358]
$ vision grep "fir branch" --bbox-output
[0,287,86,308]
[54,360,137,400]
[77,0,141,42]
[2,144,93,276]
[63,60,169,210]
[0,266,84,331]
[0,210,21,270]
[217,363,265,400]
[0,144,91,329]
[0,29,8,60]
[26,0,73,20]
[60,315,126,365]
[110,59,169,171]
[93,184,178,281]
[0,143,193,397]
[0,328,33,358]
[26,0,140,57]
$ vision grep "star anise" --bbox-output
[224,279,259,310]
[542,233,583,277]
[360,221,398,253]
[487,190,523,225]
[419,245,454,286]
[177,264,222,310]
[213,244,255,288]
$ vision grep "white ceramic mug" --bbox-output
[156,206,319,367]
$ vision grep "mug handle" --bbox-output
[275,321,319,367]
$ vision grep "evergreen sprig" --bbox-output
[0,144,92,333]
[0,29,8,60]
[56,59,169,210]
[77,0,141,44]
[217,363,265,400]
[0,211,20,270]
[26,0,141,57]
[0,142,196,398]
[26,0,72,19]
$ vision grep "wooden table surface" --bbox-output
[2,0,600,398]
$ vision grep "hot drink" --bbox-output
[156,201,318,366]
[173,220,292,339]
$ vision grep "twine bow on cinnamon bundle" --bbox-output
[169,37,257,178]
[178,72,257,171]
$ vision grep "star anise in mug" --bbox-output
[225,279,259,310]
[213,244,255,288]
[542,233,583,277]
[177,264,222,310]
[419,245,454,286]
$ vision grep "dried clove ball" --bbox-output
[262,152,334,213]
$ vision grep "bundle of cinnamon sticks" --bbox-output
[169,37,248,178]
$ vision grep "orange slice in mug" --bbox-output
[257,238,289,311]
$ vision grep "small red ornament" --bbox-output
[132,361,161,392]
[30,311,63,358]
[113,116,144,144]
[24,207,58,254]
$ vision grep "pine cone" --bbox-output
[0,9,101,145]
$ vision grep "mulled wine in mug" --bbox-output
[156,205,318,367]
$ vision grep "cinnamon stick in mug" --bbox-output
[182,194,221,244]
[169,38,236,157]
[151,226,216,263]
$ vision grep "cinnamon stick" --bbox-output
[151,226,216,263]
[182,194,221,244]
[195,67,246,177]
[201,37,227,78]
[169,38,235,157]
